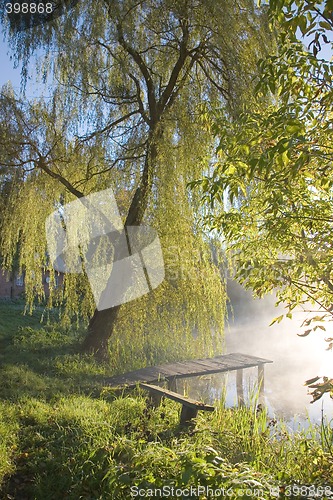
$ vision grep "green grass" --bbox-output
[0,300,332,499]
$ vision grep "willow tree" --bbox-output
[0,0,272,362]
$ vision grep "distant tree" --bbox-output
[0,0,272,362]
[193,0,333,400]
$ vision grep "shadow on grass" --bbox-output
[0,300,112,402]
[1,392,182,500]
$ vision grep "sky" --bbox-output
[0,32,52,98]
[0,36,21,90]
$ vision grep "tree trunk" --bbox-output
[81,305,121,361]
[81,129,160,361]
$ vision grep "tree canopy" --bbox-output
[0,0,273,362]
[193,0,333,400]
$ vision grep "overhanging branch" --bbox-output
[37,157,84,198]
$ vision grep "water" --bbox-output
[224,281,333,426]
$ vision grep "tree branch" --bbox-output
[157,18,189,113]
[116,22,158,124]
[128,73,150,125]
[36,157,84,198]
[79,109,140,142]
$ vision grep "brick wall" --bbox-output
[0,269,64,299]
[0,270,25,299]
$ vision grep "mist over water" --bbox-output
[225,280,333,424]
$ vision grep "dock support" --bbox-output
[236,369,244,406]
[149,392,162,407]
[180,405,198,424]
[167,377,178,392]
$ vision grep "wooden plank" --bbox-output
[227,353,272,365]
[185,360,224,371]
[106,367,168,387]
[151,361,198,378]
[160,360,250,379]
[104,352,273,388]
[188,359,239,372]
[178,362,227,377]
[165,361,204,371]
[156,367,189,377]
[159,361,192,370]
[139,383,215,411]
[174,360,209,372]
[204,355,244,364]
[212,352,272,365]
[172,359,235,373]
[189,354,271,371]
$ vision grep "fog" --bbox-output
[225,280,333,424]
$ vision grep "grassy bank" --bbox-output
[0,300,332,499]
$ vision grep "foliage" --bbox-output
[0,304,333,498]
[0,0,274,359]
[190,0,333,399]
[267,0,333,56]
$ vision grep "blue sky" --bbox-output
[0,36,21,90]
[0,33,48,98]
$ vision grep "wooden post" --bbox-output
[180,405,198,424]
[149,392,162,407]
[167,377,178,392]
[236,369,244,407]
[258,364,265,403]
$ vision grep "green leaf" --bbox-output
[269,314,284,326]
[298,15,307,35]
[319,21,332,31]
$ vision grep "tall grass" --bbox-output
[0,300,332,498]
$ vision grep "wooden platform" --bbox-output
[104,352,272,389]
